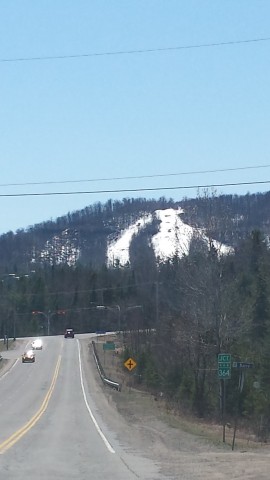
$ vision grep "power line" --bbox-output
[0,180,270,198]
[1,36,270,64]
[0,164,269,188]
[0,281,156,299]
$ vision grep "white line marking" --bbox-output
[0,340,32,381]
[0,358,19,381]
[77,339,115,454]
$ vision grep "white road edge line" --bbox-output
[0,358,19,381]
[0,340,32,382]
[77,339,115,454]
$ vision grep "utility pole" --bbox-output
[155,281,159,324]
[96,304,121,332]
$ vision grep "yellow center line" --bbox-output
[0,354,62,454]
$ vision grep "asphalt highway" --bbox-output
[0,335,161,479]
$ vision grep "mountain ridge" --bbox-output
[0,192,269,272]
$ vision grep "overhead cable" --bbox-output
[0,164,269,188]
[1,36,270,64]
[0,180,270,197]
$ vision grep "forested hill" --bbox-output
[0,191,270,273]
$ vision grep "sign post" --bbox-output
[231,360,254,450]
[124,357,137,393]
[218,354,231,443]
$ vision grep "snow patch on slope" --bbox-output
[37,229,80,266]
[152,208,192,260]
[107,208,233,266]
[107,214,152,266]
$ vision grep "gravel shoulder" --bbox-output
[81,337,270,480]
[0,339,26,378]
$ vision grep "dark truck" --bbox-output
[64,328,74,338]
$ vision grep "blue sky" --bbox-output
[1,1,270,233]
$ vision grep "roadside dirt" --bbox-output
[82,335,270,480]
[0,339,25,378]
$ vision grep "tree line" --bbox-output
[0,192,270,271]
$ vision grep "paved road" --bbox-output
[0,336,161,479]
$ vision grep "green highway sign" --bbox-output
[218,353,231,379]
[103,342,115,351]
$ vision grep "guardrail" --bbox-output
[91,341,121,392]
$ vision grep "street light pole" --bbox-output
[32,310,65,336]
[1,272,36,342]
[32,311,49,335]
[13,311,16,341]
[47,310,51,336]
[1,274,18,345]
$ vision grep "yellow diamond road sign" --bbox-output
[124,357,137,371]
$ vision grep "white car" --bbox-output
[31,338,43,350]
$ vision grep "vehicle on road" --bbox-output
[22,350,35,363]
[31,338,43,350]
[64,328,74,338]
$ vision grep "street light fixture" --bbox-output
[32,310,66,336]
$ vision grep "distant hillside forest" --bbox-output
[0,191,270,272]
[1,191,270,438]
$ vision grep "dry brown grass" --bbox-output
[94,334,266,451]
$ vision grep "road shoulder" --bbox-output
[79,337,270,480]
